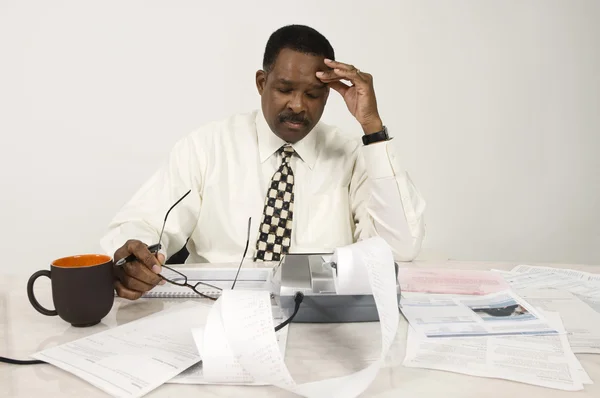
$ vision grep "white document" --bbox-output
[508,265,600,298]
[168,324,289,385]
[516,288,600,354]
[499,270,591,293]
[511,264,599,282]
[403,311,589,391]
[400,290,558,338]
[199,236,401,398]
[31,302,212,398]
[398,268,509,295]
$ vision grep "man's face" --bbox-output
[256,48,330,143]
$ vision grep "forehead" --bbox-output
[269,48,328,85]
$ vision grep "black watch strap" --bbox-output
[362,126,389,145]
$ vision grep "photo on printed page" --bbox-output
[467,298,535,321]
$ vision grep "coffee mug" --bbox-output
[27,254,115,327]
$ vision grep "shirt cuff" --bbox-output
[360,140,398,179]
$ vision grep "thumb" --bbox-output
[156,253,166,265]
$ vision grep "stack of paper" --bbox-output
[399,267,600,391]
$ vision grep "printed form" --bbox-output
[31,302,211,398]
[403,311,591,391]
[400,290,559,338]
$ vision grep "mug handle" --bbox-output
[27,270,58,316]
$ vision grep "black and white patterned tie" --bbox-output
[254,144,295,262]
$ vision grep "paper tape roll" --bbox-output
[332,245,373,295]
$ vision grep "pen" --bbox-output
[114,243,162,267]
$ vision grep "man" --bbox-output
[101,25,426,300]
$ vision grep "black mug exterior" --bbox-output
[27,256,115,327]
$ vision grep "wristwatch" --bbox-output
[362,126,389,146]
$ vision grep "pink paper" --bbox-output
[398,268,509,295]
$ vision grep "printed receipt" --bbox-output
[168,323,290,385]
[200,236,400,398]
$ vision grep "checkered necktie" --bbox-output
[254,144,295,262]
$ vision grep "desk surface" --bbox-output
[2,261,599,398]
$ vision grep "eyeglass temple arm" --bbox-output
[157,189,192,249]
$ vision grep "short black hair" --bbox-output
[262,25,335,71]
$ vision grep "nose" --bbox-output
[287,91,306,114]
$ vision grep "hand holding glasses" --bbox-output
[113,190,252,301]
[111,191,301,331]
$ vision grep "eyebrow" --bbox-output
[277,78,326,90]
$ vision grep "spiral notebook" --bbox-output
[138,266,273,299]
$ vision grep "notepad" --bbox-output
[141,267,273,299]
[142,285,222,299]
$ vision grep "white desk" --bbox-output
[2,261,599,397]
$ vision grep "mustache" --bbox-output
[278,112,309,125]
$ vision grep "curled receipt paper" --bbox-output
[199,236,401,398]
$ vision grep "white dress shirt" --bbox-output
[100,110,426,263]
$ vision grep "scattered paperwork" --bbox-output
[403,311,590,391]
[28,258,600,396]
[400,290,558,338]
[31,302,211,398]
[198,236,401,398]
[398,268,509,295]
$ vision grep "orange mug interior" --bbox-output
[52,254,112,268]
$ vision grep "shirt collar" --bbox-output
[255,110,318,170]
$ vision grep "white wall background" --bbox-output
[1,0,599,275]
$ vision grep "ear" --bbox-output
[256,70,267,95]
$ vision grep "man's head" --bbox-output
[256,25,335,143]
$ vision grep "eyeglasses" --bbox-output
[153,190,252,300]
